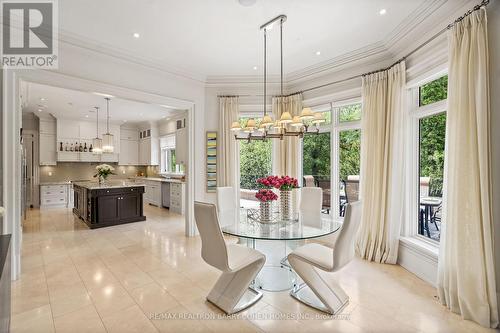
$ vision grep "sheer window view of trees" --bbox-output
[302,132,330,181]
[419,76,448,197]
[239,118,272,190]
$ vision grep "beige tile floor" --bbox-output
[11,205,497,333]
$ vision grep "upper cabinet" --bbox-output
[39,118,57,165]
[138,124,159,166]
[119,127,139,166]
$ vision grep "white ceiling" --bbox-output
[23,82,182,123]
[58,0,439,80]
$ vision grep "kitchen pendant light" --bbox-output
[92,106,103,155]
[102,97,114,153]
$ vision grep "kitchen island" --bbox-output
[73,181,146,229]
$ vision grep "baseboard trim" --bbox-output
[398,237,438,287]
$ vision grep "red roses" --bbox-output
[256,175,299,191]
[255,189,278,202]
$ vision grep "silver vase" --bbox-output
[280,189,292,220]
[259,201,272,223]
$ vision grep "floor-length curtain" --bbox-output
[437,8,498,328]
[356,61,406,264]
[272,93,302,180]
[218,97,240,191]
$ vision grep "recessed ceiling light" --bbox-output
[40,98,46,101]
[253,66,258,70]
[37,109,43,112]
[379,8,387,15]
[238,0,257,7]
[315,51,321,56]
[133,32,140,38]
[159,104,176,109]
[85,115,89,118]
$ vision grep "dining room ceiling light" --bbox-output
[231,14,321,141]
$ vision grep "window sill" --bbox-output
[399,236,439,261]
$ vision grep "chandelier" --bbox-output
[230,15,325,141]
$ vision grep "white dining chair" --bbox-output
[299,187,323,215]
[216,186,237,214]
[194,201,266,314]
[217,186,240,243]
[288,201,362,314]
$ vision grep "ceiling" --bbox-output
[22,82,182,124]
[57,0,455,81]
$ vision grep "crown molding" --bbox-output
[57,30,207,85]
[52,0,467,89]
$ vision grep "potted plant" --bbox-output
[94,164,116,184]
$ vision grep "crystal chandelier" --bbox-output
[230,15,325,140]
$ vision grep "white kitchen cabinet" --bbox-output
[39,119,56,134]
[57,151,79,162]
[57,119,80,141]
[175,127,188,165]
[121,128,138,141]
[144,180,161,206]
[40,184,68,208]
[139,137,159,166]
[39,133,57,165]
[170,182,185,215]
[119,139,138,165]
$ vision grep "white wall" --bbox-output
[487,0,500,319]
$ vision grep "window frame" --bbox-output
[303,97,362,218]
[404,74,448,245]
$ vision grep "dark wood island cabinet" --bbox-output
[73,182,146,229]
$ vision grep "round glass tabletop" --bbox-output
[220,208,342,240]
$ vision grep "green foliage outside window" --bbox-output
[240,140,272,190]
[339,103,362,122]
[420,114,446,197]
[339,130,361,181]
[419,76,448,106]
[302,133,331,180]
[419,75,448,197]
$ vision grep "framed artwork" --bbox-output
[206,132,217,192]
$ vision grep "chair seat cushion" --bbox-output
[227,244,265,271]
[289,243,334,271]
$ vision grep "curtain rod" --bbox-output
[219,0,489,99]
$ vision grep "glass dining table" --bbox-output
[220,208,342,292]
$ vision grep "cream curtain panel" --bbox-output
[218,97,240,188]
[356,62,406,264]
[272,93,303,180]
[437,9,498,328]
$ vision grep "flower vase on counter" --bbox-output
[94,164,116,185]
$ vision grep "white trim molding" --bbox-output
[398,237,438,286]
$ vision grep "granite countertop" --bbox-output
[131,177,185,184]
[72,180,145,190]
[40,181,72,186]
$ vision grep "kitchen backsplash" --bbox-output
[40,163,149,183]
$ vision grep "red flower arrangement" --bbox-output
[256,175,299,191]
[255,189,278,202]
